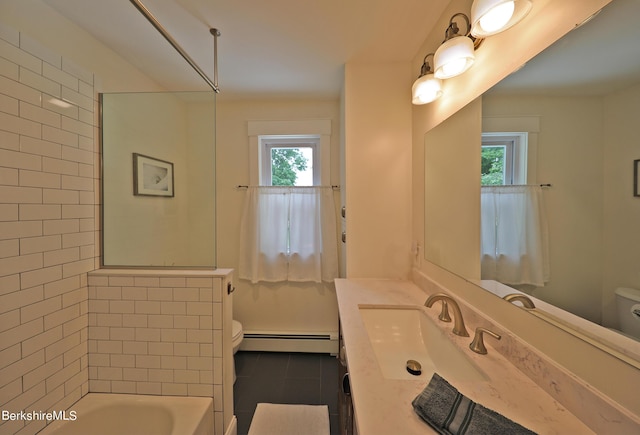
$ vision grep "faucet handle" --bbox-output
[438,300,452,323]
[469,327,501,355]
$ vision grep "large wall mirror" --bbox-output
[425,0,640,366]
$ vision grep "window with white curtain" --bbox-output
[239,121,338,284]
[238,186,338,283]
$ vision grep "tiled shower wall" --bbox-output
[0,24,97,435]
[87,270,231,435]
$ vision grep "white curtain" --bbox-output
[238,186,339,284]
[480,185,550,286]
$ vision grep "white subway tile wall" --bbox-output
[0,23,97,435]
[87,272,226,429]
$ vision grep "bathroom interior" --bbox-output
[1,0,640,434]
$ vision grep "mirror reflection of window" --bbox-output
[481,132,528,185]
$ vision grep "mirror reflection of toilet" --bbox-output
[615,287,640,340]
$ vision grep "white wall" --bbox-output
[343,62,413,278]
[216,99,341,335]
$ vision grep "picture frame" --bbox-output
[635,159,640,197]
[133,153,174,197]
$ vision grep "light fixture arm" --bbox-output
[418,53,436,77]
[444,13,471,41]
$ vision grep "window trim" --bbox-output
[247,119,331,186]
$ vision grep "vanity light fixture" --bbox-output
[434,13,476,79]
[411,53,443,105]
[470,0,533,37]
[414,3,532,104]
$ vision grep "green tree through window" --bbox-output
[481,146,506,185]
[271,148,308,186]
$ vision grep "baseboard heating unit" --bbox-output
[240,331,339,354]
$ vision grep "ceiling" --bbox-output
[490,0,640,96]
[41,0,638,100]
[44,0,450,100]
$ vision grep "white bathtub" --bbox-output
[38,393,214,435]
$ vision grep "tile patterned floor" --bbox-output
[233,351,340,435]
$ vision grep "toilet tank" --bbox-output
[615,287,640,339]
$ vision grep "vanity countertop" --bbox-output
[335,278,594,435]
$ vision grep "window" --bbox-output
[259,135,320,186]
[240,121,337,283]
[481,132,527,185]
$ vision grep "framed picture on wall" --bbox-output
[635,159,640,197]
[133,153,174,197]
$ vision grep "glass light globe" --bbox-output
[471,0,532,37]
[434,36,475,79]
[479,1,514,33]
[411,74,443,105]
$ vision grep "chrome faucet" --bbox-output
[503,293,535,309]
[424,293,469,337]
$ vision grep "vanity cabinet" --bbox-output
[337,323,354,435]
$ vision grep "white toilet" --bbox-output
[615,287,640,340]
[232,319,244,354]
[232,320,244,382]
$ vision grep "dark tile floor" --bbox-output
[233,351,340,435]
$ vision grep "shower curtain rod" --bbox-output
[130,0,220,93]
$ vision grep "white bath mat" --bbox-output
[248,403,330,435]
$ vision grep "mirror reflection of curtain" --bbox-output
[481,185,550,286]
[239,186,338,283]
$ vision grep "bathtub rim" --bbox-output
[38,393,214,435]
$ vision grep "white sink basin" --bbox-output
[359,305,488,381]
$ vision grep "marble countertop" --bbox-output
[335,278,594,435]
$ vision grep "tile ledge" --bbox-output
[89,268,233,277]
